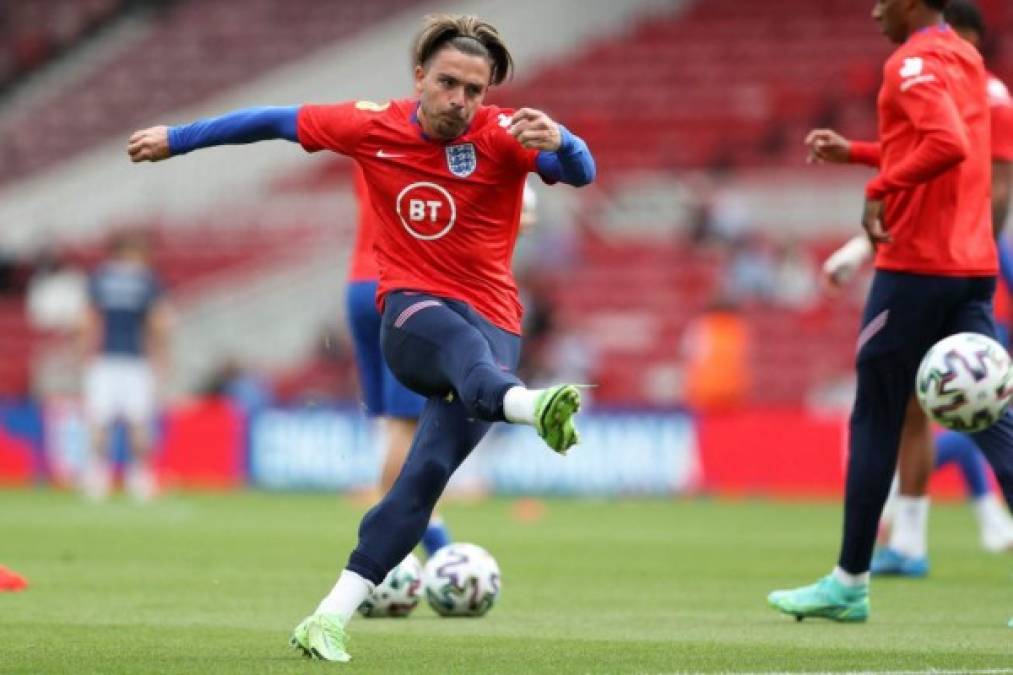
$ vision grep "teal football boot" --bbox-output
[768,575,869,622]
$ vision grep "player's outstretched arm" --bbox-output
[509,108,595,187]
[804,129,880,167]
[128,106,300,162]
[805,129,851,164]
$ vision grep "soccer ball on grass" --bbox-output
[422,543,501,617]
[357,553,423,618]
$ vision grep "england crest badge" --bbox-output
[446,143,477,178]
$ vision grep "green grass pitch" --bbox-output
[1,490,1010,673]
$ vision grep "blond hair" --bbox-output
[412,14,513,86]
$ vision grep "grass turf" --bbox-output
[0,490,1010,673]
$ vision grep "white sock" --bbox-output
[973,493,1006,528]
[503,386,542,426]
[315,570,374,625]
[832,566,869,587]
[887,495,929,558]
[973,493,1013,550]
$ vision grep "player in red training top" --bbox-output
[343,165,450,557]
[811,0,1013,572]
[345,164,538,561]
[767,0,1013,624]
[128,14,595,661]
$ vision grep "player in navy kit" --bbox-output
[80,232,171,501]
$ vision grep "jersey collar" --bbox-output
[907,21,949,44]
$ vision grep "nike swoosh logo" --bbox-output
[376,149,406,159]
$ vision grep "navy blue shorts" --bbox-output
[345,280,426,419]
[857,270,998,366]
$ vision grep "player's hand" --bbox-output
[805,129,851,164]
[861,199,892,246]
[822,255,861,290]
[508,108,561,151]
[127,126,171,162]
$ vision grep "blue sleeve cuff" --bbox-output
[557,125,578,155]
[535,124,596,187]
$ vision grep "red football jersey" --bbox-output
[869,26,995,276]
[850,71,1013,166]
[988,72,1013,162]
[298,99,537,334]
[348,165,380,282]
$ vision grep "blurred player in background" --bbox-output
[79,231,171,502]
[127,13,594,661]
[768,0,1013,623]
[816,0,1013,573]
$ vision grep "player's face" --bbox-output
[415,47,491,141]
[872,0,913,43]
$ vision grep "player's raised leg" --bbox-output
[380,293,582,454]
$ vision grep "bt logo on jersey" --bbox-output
[396,182,457,240]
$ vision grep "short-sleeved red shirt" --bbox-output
[299,99,537,334]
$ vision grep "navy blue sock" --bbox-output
[421,518,452,556]
[934,431,990,499]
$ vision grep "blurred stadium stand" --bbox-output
[0,0,126,94]
[0,0,423,184]
[0,0,1008,411]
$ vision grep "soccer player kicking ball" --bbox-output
[767,0,1013,623]
[816,0,1013,574]
[345,165,452,557]
[128,14,595,661]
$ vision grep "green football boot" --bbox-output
[534,384,582,454]
[767,575,869,623]
[289,613,351,662]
